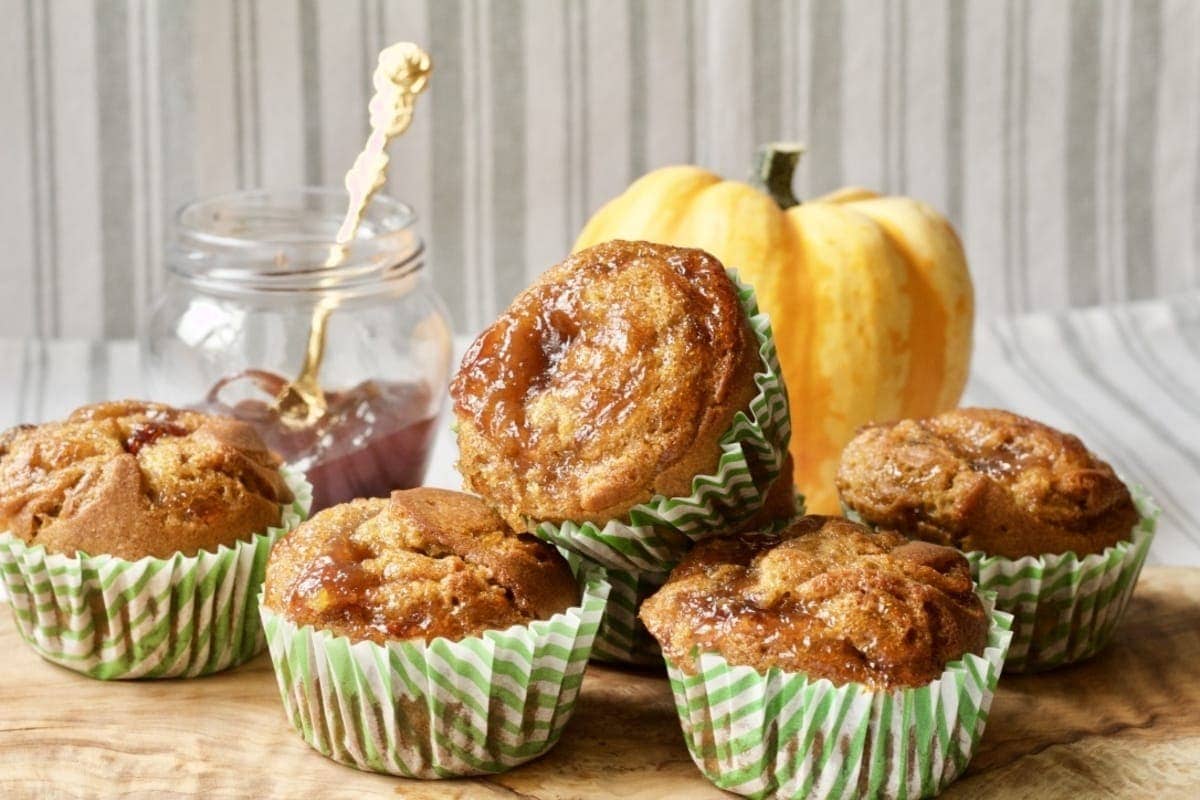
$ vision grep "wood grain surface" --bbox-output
[1,567,1198,799]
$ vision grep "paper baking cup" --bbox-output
[965,484,1158,673]
[260,567,610,778]
[665,597,1013,800]
[561,549,667,666]
[0,467,311,679]
[534,272,792,573]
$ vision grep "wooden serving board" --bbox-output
[2,567,1198,799]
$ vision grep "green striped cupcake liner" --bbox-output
[966,484,1158,673]
[534,272,792,573]
[665,595,1014,800]
[561,549,668,666]
[259,566,611,778]
[0,466,311,680]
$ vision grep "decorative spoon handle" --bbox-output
[276,42,433,428]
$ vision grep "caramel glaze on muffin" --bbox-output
[836,408,1139,559]
[640,516,988,689]
[450,240,762,532]
[0,400,293,560]
[263,488,580,645]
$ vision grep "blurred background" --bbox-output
[2,0,1198,338]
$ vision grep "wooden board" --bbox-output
[2,566,1198,799]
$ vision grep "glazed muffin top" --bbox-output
[451,240,761,531]
[639,516,989,689]
[836,408,1139,559]
[0,400,293,560]
[263,488,580,645]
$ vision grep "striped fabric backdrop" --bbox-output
[2,0,1199,338]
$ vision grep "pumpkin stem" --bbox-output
[752,142,804,210]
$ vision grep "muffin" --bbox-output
[0,400,309,679]
[0,399,294,560]
[641,516,1012,799]
[451,240,791,572]
[836,407,1138,559]
[263,488,579,643]
[837,407,1157,672]
[641,516,989,688]
[259,488,609,778]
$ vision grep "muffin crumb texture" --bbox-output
[451,240,761,530]
[836,407,1138,558]
[264,488,580,645]
[0,400,293,560]
[640,516,988,689]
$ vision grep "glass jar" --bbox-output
[143,188,453,511]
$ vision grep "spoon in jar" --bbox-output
[273,42,432,429]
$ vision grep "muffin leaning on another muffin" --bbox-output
[0,400,310,679]
[451,239,792,573]
[837,407,1158,672]
[640,516,1012,800]
[259,488,609,779]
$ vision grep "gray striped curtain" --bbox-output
[3,0,1198,339]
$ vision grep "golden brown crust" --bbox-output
[263,488,580,645]
[639,516,988,688]
[0,400,293,559]
[835,408,1139,558]
[450,240,761,531]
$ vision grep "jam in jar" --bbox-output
[144,188,452,510]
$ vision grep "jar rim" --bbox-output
[171,187,423,293]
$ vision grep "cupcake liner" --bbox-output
[844,484,1158,673]
[0,466,311,679]
[260,566,611,778]
[965,484,1158,672]
[534,272,792,573]
[561,549,667,666]
[665,596,1014,800]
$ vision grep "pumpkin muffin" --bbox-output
[264,488,580,644]
[450,239,762,533]
[836,407,1139,559]
[258,488,608,778]
[0,400,307,679]
[0,399,294,560]
[640,515,988,689]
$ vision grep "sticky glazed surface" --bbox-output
[639,516,988,689]
[0,400,293,559]
[263,488,580,645]
[836,408,1139,559]
[450,240,761,530]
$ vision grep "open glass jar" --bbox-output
[143,188,453,511]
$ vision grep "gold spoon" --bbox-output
[274,42,432,428]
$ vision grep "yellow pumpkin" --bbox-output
[573,144,973,514]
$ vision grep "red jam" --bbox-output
[204,372,438,511]
[123,420,189,455]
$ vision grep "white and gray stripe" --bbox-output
[1,0,1198,336]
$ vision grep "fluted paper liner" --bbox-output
[561,549,667,666]
[0,466,311,679]
[534,272,792,573]
[845,484,1157,673]
[665,597,1013,800]
[260,567,610,778]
